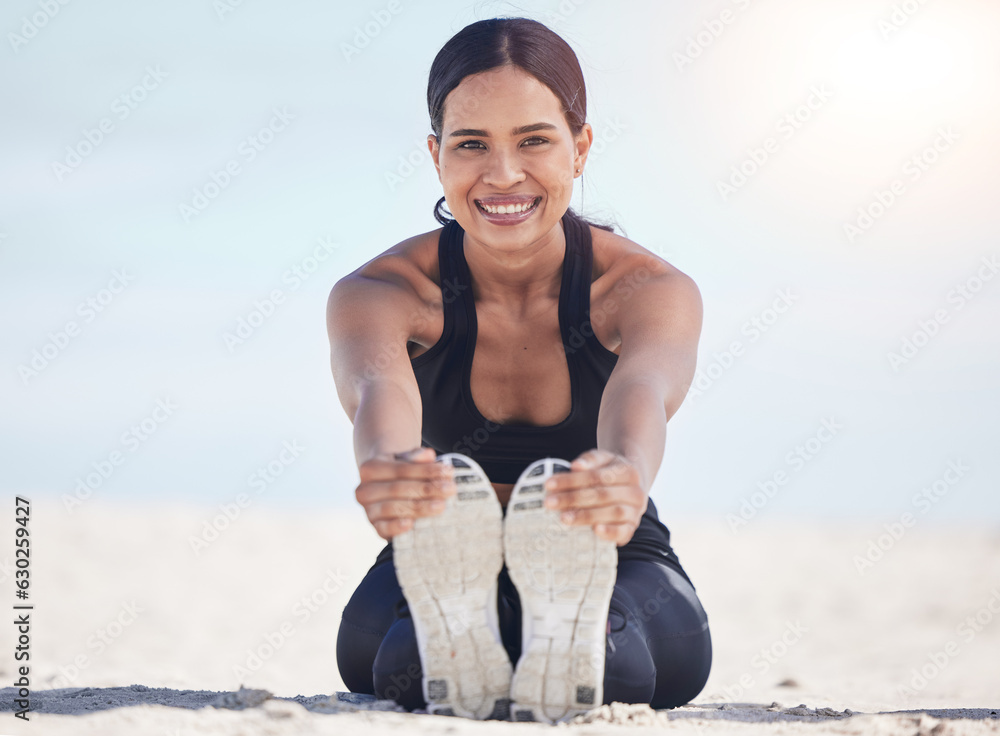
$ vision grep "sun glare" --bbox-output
[830,29,956,98]
[824,2,999,126]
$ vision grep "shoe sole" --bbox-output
[503,457,618,724]
[391,453,511,720]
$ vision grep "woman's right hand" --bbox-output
[356,446,457,540]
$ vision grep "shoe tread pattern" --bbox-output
[392,453,511,719]
[503,458,617,724]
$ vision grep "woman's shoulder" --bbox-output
[586,224,703,349]
[331,227,445,303]
[588,223,698,293]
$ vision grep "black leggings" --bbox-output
[337,545,712,710]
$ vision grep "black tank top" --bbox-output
[410,211,686,572]
[410,211,617,483]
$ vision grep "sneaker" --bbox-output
[503,457,618,724]
[391,452,511,719]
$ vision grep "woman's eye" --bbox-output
[456,138,548,150]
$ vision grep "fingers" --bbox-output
[356,476,456,506]
[543,481,631,510]
[362,488,453,540]
[357,449,459,540]
[553,501,640,527]
[543,458,642,512]
[543,451,645,545]
[357,477,457,535]
[555,452,638,491]
[364,496,449,530]
[594,522,638,546]
[360,451,454,482]
[392,446,437,463]
[372,517,413,540]
[570,448,614,470]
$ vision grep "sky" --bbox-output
[2,0,999,533]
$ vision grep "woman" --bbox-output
[327,17,711,723]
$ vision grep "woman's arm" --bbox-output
[596,262,703,491]
[542,257,703,545]
[327,271,455,538]
[327,272,423,463]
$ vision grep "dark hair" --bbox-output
[426,17,613,232]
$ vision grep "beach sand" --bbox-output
[1,499,998,735]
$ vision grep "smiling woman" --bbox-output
[326,17,711,724]
[430,65,580,241]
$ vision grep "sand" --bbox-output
[0,499,998,735]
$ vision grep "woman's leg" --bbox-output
[339,529,711,713]
[602,559,712,708]
[497,555,712,710]
[340,453,514,718]
[338,546,517,714]
[336,549,427,709]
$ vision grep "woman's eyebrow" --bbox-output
[448,122,558,138]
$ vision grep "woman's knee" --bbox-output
[603,607,656,704]
[610,560,713,708]
[648,624,713,708]
[372,616,425,710]
[336,561,406,694]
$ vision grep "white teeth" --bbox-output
[478,199,538,215]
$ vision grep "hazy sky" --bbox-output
[2,0,998,532]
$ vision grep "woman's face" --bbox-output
[429,65,592,251]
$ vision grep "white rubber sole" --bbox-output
[503,457,618,724]
[391,452,511,720]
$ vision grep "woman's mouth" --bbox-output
[474,196,541,225]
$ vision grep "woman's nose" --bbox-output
[482,149,526,188]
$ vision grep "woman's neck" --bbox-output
[461,221,567,314]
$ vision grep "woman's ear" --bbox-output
[573,123,594,175]
[428,133,442,180]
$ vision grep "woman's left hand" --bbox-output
[542,449,647,546]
